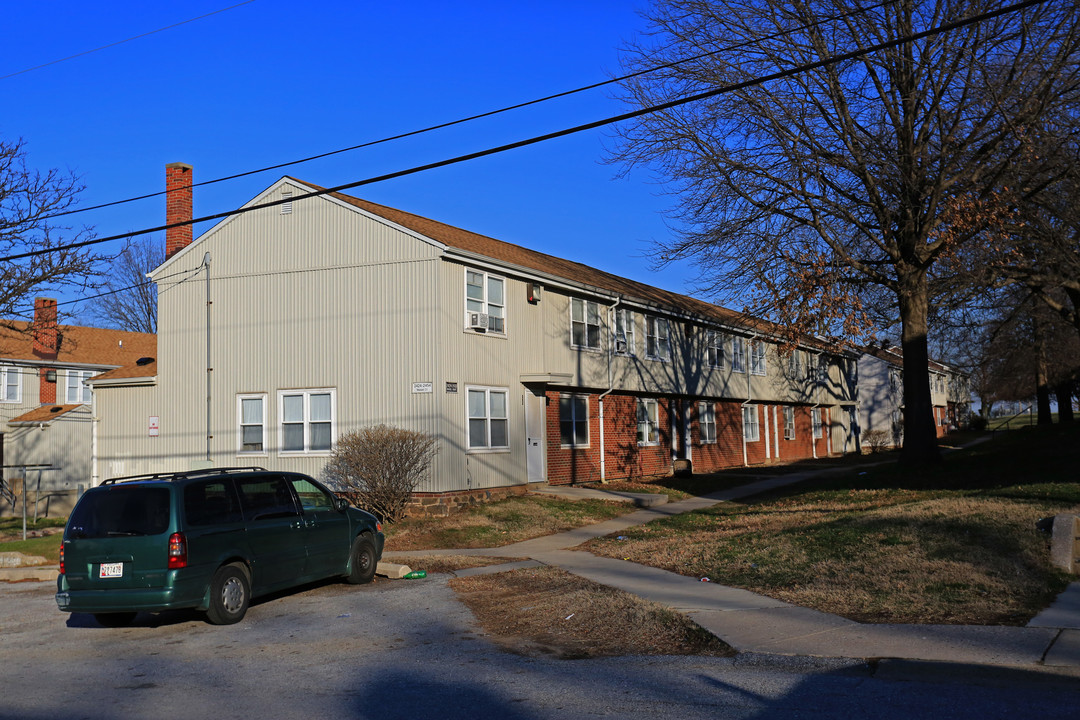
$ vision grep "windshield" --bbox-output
[67,486,171,538]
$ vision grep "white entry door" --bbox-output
[525,390,546,483]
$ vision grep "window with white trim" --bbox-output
[613,308,635,356]
[466,269,505,333]
[637,398,659,445]
[699,402,716,444]
[65,369,95,404]
[1,366,19,403]
[559,394,590,447]
[731,336,746,373]
[645,316,670,361]
[789,349,802,378]
[467,386,509,450]
[571,298,601,350]
[279,389,335,455]
[742,404,760,441]
[812,408,824,439]
[783,406,796,440]
[706,330,725,369]
[750,340,767,376]
[237,394,267,455]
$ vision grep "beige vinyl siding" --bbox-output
[4,407,93,490]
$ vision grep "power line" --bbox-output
[37,0,899,222]
[0,1,257,81]
[0,0,1048,265]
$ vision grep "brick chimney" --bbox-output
[33,298,59,403]
[165,162,193,260]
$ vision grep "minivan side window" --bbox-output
[184,480,243,526]
[288,477,335,512]
[235,476,300,521]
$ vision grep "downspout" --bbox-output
[741,336,753,467]
[598,296,622,482]
[90,389,98,488]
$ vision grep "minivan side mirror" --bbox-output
[334,497,349,513]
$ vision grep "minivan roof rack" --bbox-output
[101,467,267,485]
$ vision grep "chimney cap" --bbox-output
[166,162,193,171]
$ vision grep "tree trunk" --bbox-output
[897,268,941,467]
[1055,381,1074,424]
[1034,314,1053,425]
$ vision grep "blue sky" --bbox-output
[3,0,703,323]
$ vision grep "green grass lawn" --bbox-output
[0,517,66,564]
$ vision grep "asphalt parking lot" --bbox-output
[4,574,1080,720]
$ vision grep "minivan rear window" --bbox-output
[68,486,171,538]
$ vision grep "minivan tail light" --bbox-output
[168,532,187,570]
[59,543,65,575]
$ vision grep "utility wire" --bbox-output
[0,0,1048,264]
[0,1,257,81]
[37,0,899,222]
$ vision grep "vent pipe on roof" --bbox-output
[165,162,194,260]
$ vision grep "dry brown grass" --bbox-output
[451,566,733,659]
[384,495,633,551]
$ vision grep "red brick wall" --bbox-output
[165,162,193,260]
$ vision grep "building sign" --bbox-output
[148,416,160,437]
[412,382,433,394]
[445,382,458,394]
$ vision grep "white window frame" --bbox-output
[812,408,824,439]
[731,336,747,373]
[750,340,767,376]
[278,388,336,456]
[783,406,796,440]
[570,298,601,350]
[742,404,760,442]
[65,369,95,404]
[789,349,802,379]
[237,394,268,456]
[637,398,660,446]
[645,316,671,361]
[706,330,725,369]
[465,269,506,334]
[1,366,20,403]
[699,402,716,444]
[466,385,510,452]
[559,393,590,448]
[613,308,635,356]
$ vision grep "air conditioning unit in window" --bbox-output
[615,335,628,354]
[468,312,490,331]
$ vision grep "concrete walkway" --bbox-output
[385,466,1080,674]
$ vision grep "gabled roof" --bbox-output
[0,322,156,368]
[91,358,157,384]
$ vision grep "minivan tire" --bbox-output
[345,535,377,585]
[206,563,250,625]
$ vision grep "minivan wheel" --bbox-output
[206,563,250,625]
[94,612,137,628]
[345,535,377,585]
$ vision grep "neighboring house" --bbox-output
[857,344,970,449]
[0,299,155,514]
[91,165,859,512]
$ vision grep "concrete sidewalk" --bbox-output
[385,467,1080,673]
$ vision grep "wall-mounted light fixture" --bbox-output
[527,282,542,304]
[45,370,56,383]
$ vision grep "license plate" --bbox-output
[99,562,124,579]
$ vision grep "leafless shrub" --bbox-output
[862,429,893,454]
[324,425,437,524]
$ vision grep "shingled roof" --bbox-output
[0,321,156,367]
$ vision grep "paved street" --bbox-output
[3,576,1079,719]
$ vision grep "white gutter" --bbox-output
[598,296,623,482]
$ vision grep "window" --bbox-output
[637,398,659,445]
[279,389,335,455]
[789,350,802,378]
[817,356,829,384]
[750,340,767,376]
[237,394,267,454]
[614,308,635,355]
[571,298,601,349]
[706,330,725,369]
[559,394,590,447]
[1,366,19,403]
[66,370,95,404]
[742,405,759,441]
[783,406,796,440]
[812,408,823,439]
[699,402,716,444]
[645,316,670,360]
[731,336,746,373]
[467,386,509,450]
[466,269,505,333]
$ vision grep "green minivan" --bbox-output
[56,467,384,626]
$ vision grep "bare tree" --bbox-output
[86,234,161,333]
[0,137,100,330]
[610,0,1080,466]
